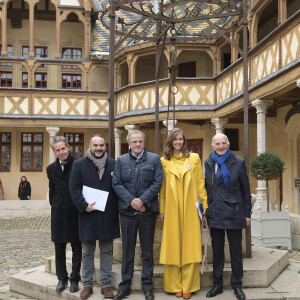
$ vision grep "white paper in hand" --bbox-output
[82,185,109,212]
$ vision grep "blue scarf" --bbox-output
[212,149,231,188]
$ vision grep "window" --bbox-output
[22,46,29,58]
[22,73,28,88]
[0,72,12,87]
[64,133,84,157]
[62,48,81,69]
[0,133,11,171]
[35,47,47,68]
[35,47,47,58]
[21,133,43,171]
[0,45,13,66]
[224,128,239,151]
[62,74,81,89]
[35,73,47,88]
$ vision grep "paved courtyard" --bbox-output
[0,216,300,300]
[0,216,54,288]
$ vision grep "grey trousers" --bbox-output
[81,240,113,288]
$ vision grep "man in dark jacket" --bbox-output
[205,133,252,300]
[69,134,120,299]
[46,136,81,293]
[112,130,163,300]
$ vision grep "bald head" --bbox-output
[212,133,230,156]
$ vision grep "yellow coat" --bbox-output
[159,153,208,266]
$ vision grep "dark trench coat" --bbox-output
[69,156,120,242]
[204,152,252,230]
[46,153,80,243]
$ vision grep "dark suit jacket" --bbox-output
[69,156,120,242]
[204,152,252,230]
[46,153,80,243]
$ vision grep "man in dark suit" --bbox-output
[46,136,81,293]
[69,134,120,299]
[112,130,163,300]
[204,133,252,300]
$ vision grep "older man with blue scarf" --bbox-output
[204,133,251,300]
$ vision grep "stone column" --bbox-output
[1,3,8,55]
[46,127,60,164]
[211,117,228,134]
[163,120,177,135]
[28,3,35,57]
[252,99,273,211]
[124,124,140,132]
[114,128,125,159]
[55,9,61,57]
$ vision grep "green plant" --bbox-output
[250,152,285,212]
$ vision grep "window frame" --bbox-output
[0,45,13,66]
[21,133,43,172]
[0,132,11,172]
[35,73,47,88]
[64,133,84,157]
[0,71,13,87]
[62,74,82,89]
[62,48,82,69]
[22,72,28,88]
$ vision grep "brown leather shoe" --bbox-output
[101,287,114,298]
[80,287,93,299]
[175,291,183,297]
[183,293,192,299]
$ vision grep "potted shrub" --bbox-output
[250,152,291,249]
[250,152,285,212]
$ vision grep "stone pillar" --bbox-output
[211,117,228,134]
[252,99,273,211]
[1,3,8,55]
[28,3,35,57]
[46,127,60,164]
[114,128,125,159]
[124,124,140,132]
[55,9,61,57]
[163,119,177,135]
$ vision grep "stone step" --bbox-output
[7,269,287,300]
[43,246,289,289]
[7,259,291,300]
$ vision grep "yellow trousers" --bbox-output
[163,263,200,293]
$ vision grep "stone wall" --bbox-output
[290,213,300,250]
[0,200,50,218]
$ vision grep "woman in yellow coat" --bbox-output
[159,128,208,299]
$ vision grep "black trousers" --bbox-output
[210,228,243,289]
[119,213,157,292]
[54,242,82,282]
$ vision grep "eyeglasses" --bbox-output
[131,140,144,144]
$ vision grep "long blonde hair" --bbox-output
[163,128,190,160]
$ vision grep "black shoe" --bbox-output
[144,290,155,300]
[114,290,130,300]
[69,281,79,293]
[206,286,223,298]
[56,279,68,291]
[234,288,246,300]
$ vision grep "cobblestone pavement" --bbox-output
[0,216,300,299]
[0,216,54,288]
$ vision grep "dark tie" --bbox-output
[61,162,65,171]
